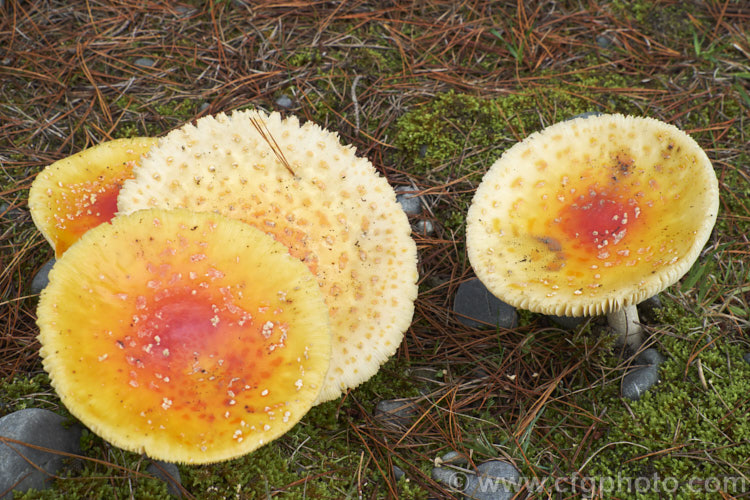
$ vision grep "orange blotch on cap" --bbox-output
[29,137,157,257]
[36,209,331,464]
[466,114,719,317]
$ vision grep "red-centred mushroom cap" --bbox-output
[36,209,331,463]
[29,137,157,257]
[117,110,418,404]
[466,114,719,317]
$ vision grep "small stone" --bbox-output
[743,352,750,365]
[596,34,614,49]
[454,278,518,330]
[275,95,294,109]
[199,102,210,113]
[463,460,520,500]
[174,5,194,17]
[134,57,156,68]
[31,258,55,295]
[413,220,434,235]
[547,315,588,330]
[418,144,428,158]
[638,295,663,323]
[395,186,422,216]
[0,408,83,498]
[636,347,665,367]
[146,461,182,498]
[438,451,469,467]
[374,399,418,428]
[431,466,465,490]
[392,465,405,481]
[0,203,29,222]
[622,365,659,400]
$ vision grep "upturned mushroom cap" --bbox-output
[466,114,719,317]
[37,209,331,463]
[117,110,418,404]
[29,137,157,257]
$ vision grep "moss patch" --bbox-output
[531,299,750,499]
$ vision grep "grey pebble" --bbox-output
[596,34,614,49]
[134,57,156,68]
[622,365,659,400]
[413,220,434,235]
[392,465,405,482]
[275,95,294,109]
[743,352,750,365]
[622,347,665,400]
[432,459,520,500]
[174,5,195,17]
[0,408,83,499]
[638,295,663,323]
[439,450,469,466]
[636,347,665,367]
[0,203,29,222]
[454,278,518,330]
[431,466,464,490]
[374,399,418,428]
[464,460,520,500]
[31,258,55,295]
[146,461,182,498]
[395,186,422,216]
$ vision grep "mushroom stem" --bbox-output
[607,304,643,348]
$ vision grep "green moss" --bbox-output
[548,300,750,498]
[286,48,323,67]
[609,0,695,41]
[392,77,641,180]
[445,299,750,498]
[0,373,57,416]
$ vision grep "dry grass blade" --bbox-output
[249,115,296,177]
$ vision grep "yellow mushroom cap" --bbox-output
[466,114,719,317]
[37,209,331,464]
[29,137,157,257]
[117,110,418,404]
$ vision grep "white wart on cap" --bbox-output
[118,110,418,403]
[466,114,719,343]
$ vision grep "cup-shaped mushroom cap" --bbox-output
[118,110,418,404]
[37,209,331,464]
[29,137,157,257]
[467,114,719,317]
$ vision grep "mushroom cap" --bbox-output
[466,114,719,317]
[29,137,157,257]
[37,209,331,464]
[117,110,418,404]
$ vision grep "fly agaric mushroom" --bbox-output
[29,137,157,257]
[466,114,719,347]
[117,110,418,404]
[36,208,331,463]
